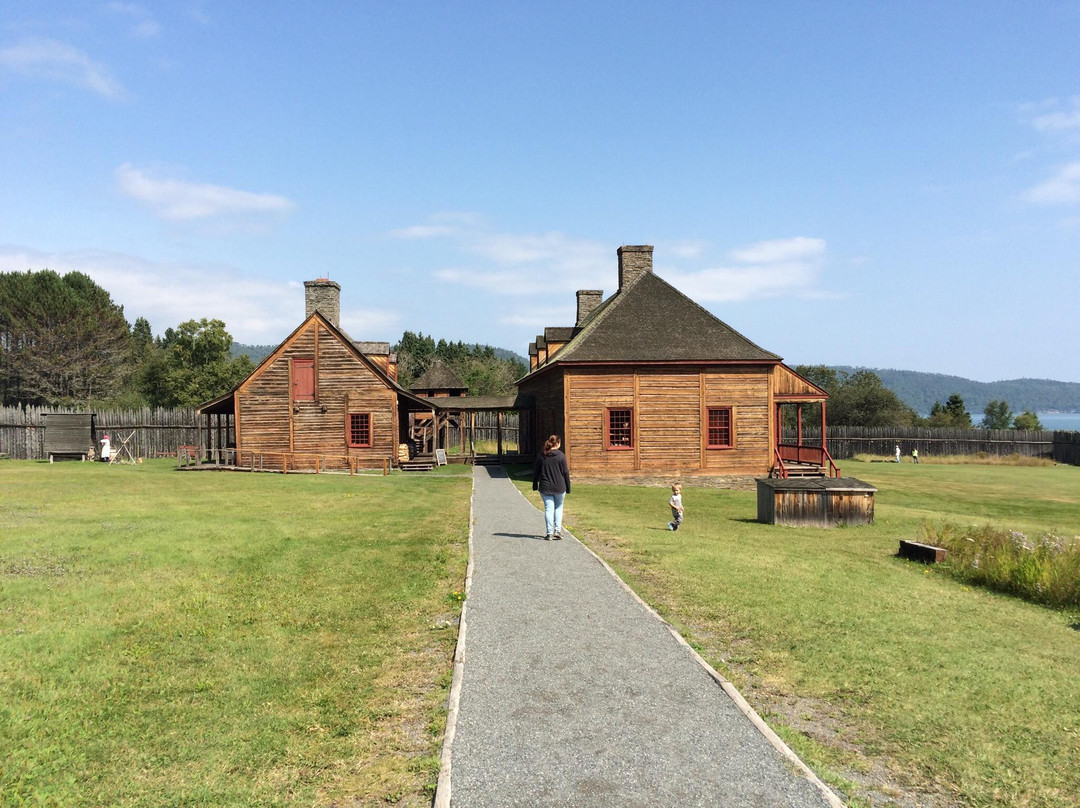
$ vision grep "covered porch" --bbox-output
[770,362,838,478]
[410,394,536,465]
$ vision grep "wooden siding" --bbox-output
[703,368,771,474]
[772,364,826,399]
[557,365,774,476]
[517,370,564,458]
[238,319,396,469]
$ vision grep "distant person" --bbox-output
[533,434,571,541]
[895,444,901,463]
[100,433,111,463]
[668,483,684,531]
[912,447,919,464]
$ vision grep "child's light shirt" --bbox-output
[669,492,682,512]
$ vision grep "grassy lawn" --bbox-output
[517,460,1080,808]
[0,459,470,807]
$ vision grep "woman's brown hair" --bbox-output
[543,435,561,456]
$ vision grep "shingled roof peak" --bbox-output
[532,270,780,367]
[411,359,467,391]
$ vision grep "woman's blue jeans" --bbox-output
[540,492,565,536]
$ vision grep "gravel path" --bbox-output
[445,465,841,808]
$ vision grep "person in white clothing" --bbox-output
[668,483,684,531]
[895,444,901,463]
[100,434,111,463]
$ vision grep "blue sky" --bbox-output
[2,2,1079,383]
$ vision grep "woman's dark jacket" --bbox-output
[532,449,571,495]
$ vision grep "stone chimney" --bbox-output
[617,245,653,291]
[304,279,341,327]
[576,289,603,325]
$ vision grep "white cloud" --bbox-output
[104,3,161,39]
[663,239,709,259]
[340,310,401,338]
[0,37,127,100]
[391,217,830,304]
[1024,162,1080,204]
[115,164,296,223]
[664,236,828,303]
[497,306,577,330]
[392,215,611,294]
[389,224,459,239]
[1028,96,1080,132]
[0,245,399,344]
[728,236,826,264]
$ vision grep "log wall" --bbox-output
[238,321,396,470]
[559,365,774,476]
[785,426,1075,462]
[1,405,201,460]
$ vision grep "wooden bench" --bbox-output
[898,540,948,564]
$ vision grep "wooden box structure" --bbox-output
[43,413,95,461]
[757,477,877,528]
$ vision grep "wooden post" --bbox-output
[460,410,466,454]
[497,410,503,460]
[383,458,389,476]
[282,454,287,475]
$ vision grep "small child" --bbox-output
[668,483,684,531]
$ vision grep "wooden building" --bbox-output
[518,245,834,479]
[197,280,436,471]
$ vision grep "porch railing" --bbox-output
[178,446,391,475]
[777,443,841,477]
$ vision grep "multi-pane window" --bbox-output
[292,358,315,401]
[607,408,633,449]
[348,413,372,448]
[706,407,733,448]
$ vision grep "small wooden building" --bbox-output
[518,245,834,479]
[43,412,95,461]
[757,477,877,527]
[197,280,436,471]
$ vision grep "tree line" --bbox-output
[393,331,527,396]
[0,270,253,409]
[795,366,1043,430]
[1,270,527,410]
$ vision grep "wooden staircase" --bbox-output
[774,461,826,479]
[401,453,435,472]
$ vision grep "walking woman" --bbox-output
[533,434,571,541]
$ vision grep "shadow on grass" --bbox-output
[1070,622,1080,632]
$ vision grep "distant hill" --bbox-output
[232,343,276,364]
[830,367,1080,415]
[488,346,528,366]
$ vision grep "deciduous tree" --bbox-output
[794,365,919,427]
[981,400,1014,430]
[141,319,253,407]
[1013,410,1043,430]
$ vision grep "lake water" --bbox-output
[1038,412,1080,431]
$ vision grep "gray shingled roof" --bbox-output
[544,326,577,341]
[546,272,781,364]
[411,359,468,391]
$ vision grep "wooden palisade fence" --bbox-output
[784,426,1080,465]
[0,405,203,461]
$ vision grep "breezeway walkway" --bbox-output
[440,465,842,808]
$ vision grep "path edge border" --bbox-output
[508,481,847,808]
[432,473,476,808]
